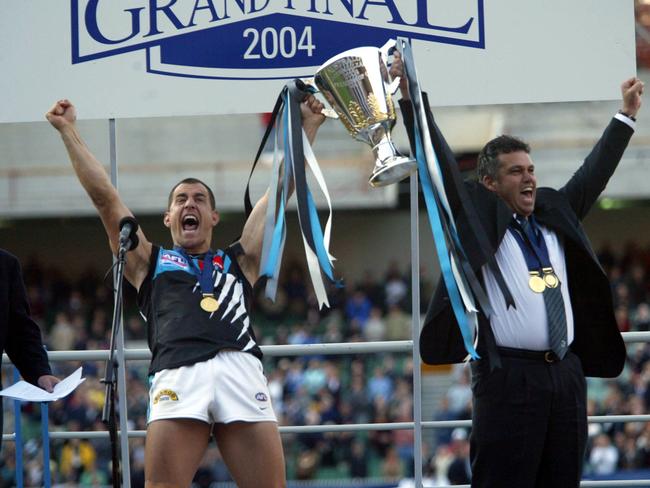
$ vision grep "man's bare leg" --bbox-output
[145,419,211,488]
[213,421,286,488]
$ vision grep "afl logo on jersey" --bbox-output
[160,252,189,270]
[255,392,268,402]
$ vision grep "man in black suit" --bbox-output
[391,53,643,487]
[0,249,59,447]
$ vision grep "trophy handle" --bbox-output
[298,77,339,119]
[379,39,400,95]
[379,38,397,58]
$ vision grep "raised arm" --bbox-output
[45,100,152,289]
[560,78,643,220]
[237,94,326,285]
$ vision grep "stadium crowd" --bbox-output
[0,240,649,486]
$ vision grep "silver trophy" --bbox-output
[309,39,416,187]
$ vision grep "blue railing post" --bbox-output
[40,402,51,487]
[12,367,23,488]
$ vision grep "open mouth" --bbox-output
[182,215,199,231]
[521,187,534,200]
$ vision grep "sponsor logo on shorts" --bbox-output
[153,389,179,404]
[255,392,268,402]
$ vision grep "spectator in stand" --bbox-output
[345,375,371,424]
[615,305,631,333]
[385,303,412,341]
[364,306,386,342]
[627,262,648,306]
[393,399,415,476]
[303,358,327,395]
[125,314,146,342]
[589,433,620,475]
[59,437,97,483]
[321,311,344,343]
[368,366,393,403]
[348,438,368,478]
[381,446,404,480]
[345,287,373,327]
[432,397,456,448]
[49,311,76,351]
[632,302,650,331]
[446,367,472,418]
[369,397,393,457]
[323,360,341,398]
[614,281,632,310]
[635,422,650,467]
[384,262,408,309]
[447,428,472,485]
[358,270,385,307]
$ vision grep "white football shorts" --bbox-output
[147,350,277,424]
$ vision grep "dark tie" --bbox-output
[520,218,568,359]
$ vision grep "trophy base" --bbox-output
[369,157,417,188]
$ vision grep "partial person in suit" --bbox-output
[391,52,643,487]
[0,249,59,449]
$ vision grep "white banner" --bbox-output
[1,0,636,122]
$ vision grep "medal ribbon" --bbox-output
[174,247,222,297]
[509,216,553,271]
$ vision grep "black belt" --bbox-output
[497,346,563,364]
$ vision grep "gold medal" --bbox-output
[200,294,219,312]
[542,269,559,288]
[528,272,546,293]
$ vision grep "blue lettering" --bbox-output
[250,0,271,14]
[222,0,246,19]
[357,0,405,24]
[315,0,352,16]
[329,0,353,16]
[413,0,474,33]
[188,0,222,26]
[84,0,144,45]
[284,0,320,13]
[146,0,185,37]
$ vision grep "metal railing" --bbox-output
[4,331,650,487]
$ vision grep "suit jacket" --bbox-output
[0,249,52,429]
[400,97,632,378]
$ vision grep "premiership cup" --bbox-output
[311,39,416,187]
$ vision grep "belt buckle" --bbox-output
[544,351,556,363]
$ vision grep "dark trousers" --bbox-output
[469,350,588,488]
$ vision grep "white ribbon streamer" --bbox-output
[302,130,336,263]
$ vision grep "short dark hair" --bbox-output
[167,178,216,210]
[477,135,530,181]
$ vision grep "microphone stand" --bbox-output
[102,239,131,488]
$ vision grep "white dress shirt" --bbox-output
[481,221,575,351]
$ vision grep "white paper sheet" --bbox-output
[0,367,85,402]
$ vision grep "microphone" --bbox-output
[118,216,139,251]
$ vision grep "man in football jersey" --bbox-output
[46,95,325,487]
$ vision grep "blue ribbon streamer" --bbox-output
[251,79,340,306]
[413,127,480,359]
[306,189,342,287]
[262,98,291,282]
[263,195,287,278]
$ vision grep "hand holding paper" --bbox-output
[0,367,85,402]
